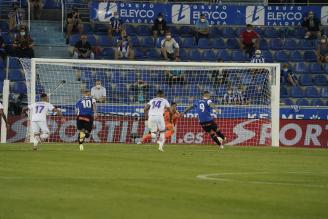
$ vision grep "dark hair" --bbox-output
[246,24,253,28]
[171,102,177,106]
[158,13,163,17]
[40,93,47,98]
[157,90,164,95]
[203,91,210,95]
[200,13,205,17]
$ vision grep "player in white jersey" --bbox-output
[23,93,63,150]
[0,102,8,128]
[144,90,171,151]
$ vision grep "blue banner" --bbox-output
[90,2,328,26]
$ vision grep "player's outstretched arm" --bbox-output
[144,104,150,121]
[53,108,65,122]
[182,105,194,115]
[209,103,219,113]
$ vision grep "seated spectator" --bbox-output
[239,24,259,58]
[108,12,123,38]
[194,14,210,45]
[281,63,299,86]
[13,26,34,58]
[91,80,106,103]
[165,70,185,85]
[223,87,235,104]
[152,13,167,38]
[8,3,25,32]
[66,7,83,44]
[302,11,321,39]
[130,80,150,103]
[234,85,246,105]
[161,32,179,61]
[317,35,328,63]
[73,34,95,59]
[114,30,134,60]
[30,0,43,20]
[250,50,265,63]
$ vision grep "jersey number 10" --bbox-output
[82,99,92,108]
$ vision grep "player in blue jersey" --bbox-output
[183,91,226,148]
[75,90,96,151]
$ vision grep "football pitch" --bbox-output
[0,144,327,219]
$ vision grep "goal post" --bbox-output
[20,58,280,146]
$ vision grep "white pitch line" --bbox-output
[196,172,328,189]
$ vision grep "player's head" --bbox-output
[246,24,253,31]
[83,90,91,97]
[255,50,261,58]
[40,93,48,102]
[202,91,210,99]
[171,102,177,110]
[95,80,101,87]
[156,90,164,97]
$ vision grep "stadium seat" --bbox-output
[309,63,324,74]
[293,28,306,38]
[198,38,211,49]
[0,70,5,81]
[173,36,183,46]
[231,50,247,61]
[259,39,269,50]
[203,50,217,61]
[94,72,109,83]
[182,37,195,48]
[0,58,4,68]
[294,63,309,74]
[304,51,317,62]
[94,23,107,33]
[313,75,328,86]
[11,81,27,94]
[80,70,93,82]
[111,71,124,83]
[86,34,96,45]
[284,39,298,50]
[217,50,231,61]
[140,36,154,48]
[291,86,304,98]
[275,50,290,62]
[290,51,303,62]
[136,25,151,36]
[300,39,316,49]
[8,69,25,81]
[211,38,225,49]
[168,26,179,35]
[296,98,309,106]
[305,87,319,98]
[280,87,288,98]
[83,23,93,34]
[125,25,137,36]
[0,20,9,31]
[262,50,273,62]
[209,27,221,36]
[320,87,328,97]
[145,48,160,60]
[0,32,11,44]
[97,35,113,47]
[179,26,193,37]
[130,37,141,47]
[189,49,202,61]
[226,38,239,49]
[222,28,236,38]
[134,49,144,60]
[0,82,3,91]
[125,72,137,83]
[179,48,188,61]
[269,39,284,50]
[299,75,313,86]
[264,27,280,38]
[282,98,294,105]
[101,48,114,59]
[311,99,325,106]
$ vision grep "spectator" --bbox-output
[114,30,134,60]
[281,63,299,86]
[130,80,149,103]
[66,7,83,44]
[8,3,25,31]
[30,0,43,20]
[108,12,123,38]
[91,80,106,103]
[13,26,34,58]
[223,87,235,104]
[152,13,167,38]
[317,35,328,63]
[234,85,246,105]
[250,50,265,63]
[161,32,179,61]
[194,14,210,45]
[165,70,185,85]
[73,34,95,59]
[302,11,321,39]
[239,24,259,58]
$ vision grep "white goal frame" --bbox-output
[29,58,280,146]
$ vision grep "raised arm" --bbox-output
[144,104,150,121]
[182,105,194,114]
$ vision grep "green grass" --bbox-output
[1,144,328,219]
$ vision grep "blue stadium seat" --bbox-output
[168,26,179,35]
[81,70,93,82]
[8,69,24,81]
[294,63,309,74]
[293,28,306,38]
[300,40,316,49]
[320,87,328,97]
[0,20,9,31]
[94,71,109,83]
[209,27,221,36]
[303,51,317,62]
[140,36,154,48]
[222,28,236,38]
[280,87,288,98]
[189,49,202,61]
[0,82,3,91]
[125,25,137,36]
[134,49,144,60]
[0,70,5,81]
[0,58,4,68]
[324,64,328,73]
[313,75,328,86]
[182,37,195,48]
[145,48,160,60]
[125,72,137,83]
[211,38,226,49]
[259,39,269,50]
[290,51,303,62]
[264,27,280,38]
[97,35,113,47]
[111,71,124,83]
[101,48,114,59]
[305,87,319,98]
[311,99,324,106]
[188,85,202,96]
[0,32,11,44]
[226,38,239,49]
[282,98,294,105]
[296,98,309,106]
[198,38,211,49]
[137,25,151,36]
[309,63,324,74]
[284,39,298,50]
[179,48,188,61]
[11,81,27,94]
[231,50,247,61]
[217,50,231,61]
[94,23,107,33]
[203,50,217,62]
[291,86,304,98]
[179,26,193,37]
[269,39,284,50]
[299,75,313,86]
[173,36,183,46]
[83,23,93,34]
[131,37,141,47]
[114,84,128,95]
[275,50,290,62]
[87,34,96,45]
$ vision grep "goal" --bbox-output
[18,58,280,146]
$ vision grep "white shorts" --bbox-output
[148,115,165,133]
[31,121,50,134]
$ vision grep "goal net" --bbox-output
[19,59,280,146]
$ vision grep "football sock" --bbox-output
[164,130,174,139]
[210,133,221,145]
[215,130,225,140]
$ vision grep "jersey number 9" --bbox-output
[199,103,205,112]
